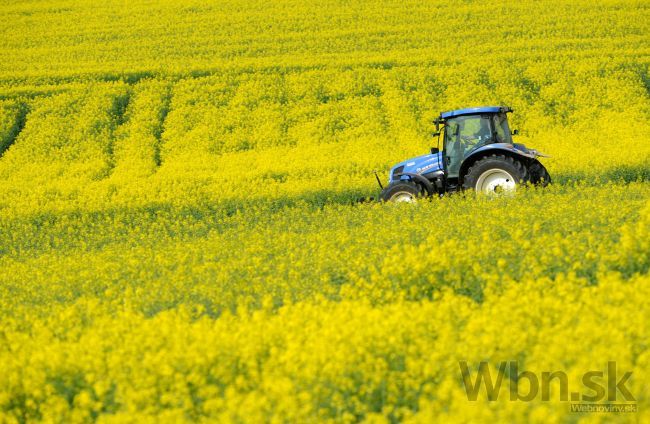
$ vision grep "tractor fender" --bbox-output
[394,172,435,196]
[459,143,537,181]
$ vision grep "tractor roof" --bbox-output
[440,106,512,119]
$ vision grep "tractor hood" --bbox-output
[389,151,444,183]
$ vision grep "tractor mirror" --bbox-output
[434,117,443,131]
[512,129,519,135]
[431,147,439,154]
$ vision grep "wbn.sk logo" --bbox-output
[459,361,636,412]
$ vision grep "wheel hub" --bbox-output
[392,192,416,203]
[476,169,516,194]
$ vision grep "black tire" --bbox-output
[462,154,528,193]
[380,180,422,202]
[528,160,552,186]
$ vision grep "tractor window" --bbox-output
[444,115,492,178]
[493,113,513,144]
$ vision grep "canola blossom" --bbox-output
[0,0,649,422]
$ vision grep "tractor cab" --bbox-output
[436,106,514,184]
[380,106,550,201]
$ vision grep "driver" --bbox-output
[460,118,492,151]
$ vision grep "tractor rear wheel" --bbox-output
[380,181,422,203]
[528,161,552,186]
[463,155,528,195]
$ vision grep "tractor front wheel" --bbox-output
[463,155,528,195]
[380,181,422,203]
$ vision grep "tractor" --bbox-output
[379,106,550,202]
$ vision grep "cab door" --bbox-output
[443,115,493,179]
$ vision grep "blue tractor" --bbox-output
[379,106,550,202]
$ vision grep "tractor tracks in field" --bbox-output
[153,84,172,168]
[105,90,132,173]
[0,101,29,159]
[0,78,176,179]
[103,80,174,179]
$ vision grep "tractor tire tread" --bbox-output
[528,161,552,186]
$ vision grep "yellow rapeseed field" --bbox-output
[0,0,649,422]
